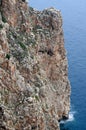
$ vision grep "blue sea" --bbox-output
[30,0,86,129]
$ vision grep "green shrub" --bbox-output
[35,95,39,101]
[33,25,42,33]
[28,38,36,46]
[0,24,3,29]
[2,15,7,23]
[0,10,7,23]
[13,50,27,63]
[29,6,34,11]
[6,54,10,60]
[18,42,27,50]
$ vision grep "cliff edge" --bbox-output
[0,0,70,130]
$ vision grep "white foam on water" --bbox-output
[60,111,76,124]
[60,120,66,124]
[68,111,75,122]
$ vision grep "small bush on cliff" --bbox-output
[18,41,27,50]
[28,38,36,46]
[2,14,7,23]
[13,50,27,63]
[29,6,34,11]
[0,7,7,23]
[0,24,3,29]
[6,54,10,60]
[33,25,42,33]
[35,95,39,101]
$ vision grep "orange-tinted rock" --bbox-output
[0,1,70,130]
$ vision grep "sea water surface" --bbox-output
[30,0,86,129]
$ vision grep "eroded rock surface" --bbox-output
[0,0,70,130]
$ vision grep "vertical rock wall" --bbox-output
[0,0,70,130]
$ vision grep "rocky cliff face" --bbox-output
[0,0,70,130]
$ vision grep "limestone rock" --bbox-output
[0,1,70,130]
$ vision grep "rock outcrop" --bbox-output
[0,0,70,130]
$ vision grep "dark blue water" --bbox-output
[30,0,86,129]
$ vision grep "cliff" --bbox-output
[0,0,70,130]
